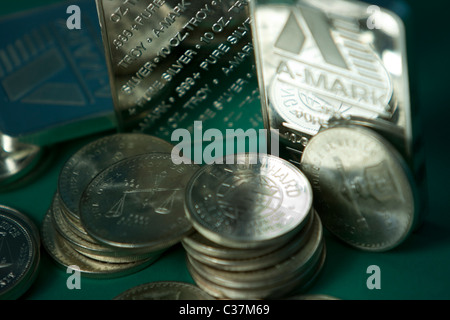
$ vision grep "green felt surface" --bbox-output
[0,0,449,300]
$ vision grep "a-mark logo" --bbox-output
[270,4,395,125]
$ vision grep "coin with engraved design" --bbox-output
[185,153,313,249]
[250,0,411,157]
[79,153,197,250]
[300,125,417,251]
[58,133,173,220]
[0,205,40,300]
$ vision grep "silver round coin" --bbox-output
[114,281,215,300]
[327,116,407,158]
[185,153,313,249]
[0,205,40,300]
[58,133,174,220]
[300,125,417,251]
[79,153,198,250]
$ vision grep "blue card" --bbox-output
[0,0,116,146]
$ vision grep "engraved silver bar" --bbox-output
[96,0,262,140]
[250,0,411,157]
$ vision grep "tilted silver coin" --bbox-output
[327,116,407,158]
[41,211,156,278]
[80,153,197,250]
[114,281,215,300]
[300,125,417,251]
[185,153,313,249]
[58,133,174,220]
[0,205,40,300]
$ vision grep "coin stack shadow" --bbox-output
[182,153,326,300]
[41,133,177,278]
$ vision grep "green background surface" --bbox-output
[0,0,449,300]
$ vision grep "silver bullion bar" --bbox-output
[96,0,259,136]
[250,0,412,157]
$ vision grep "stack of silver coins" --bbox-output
[183,153,325,299]
[0,205,41,300]
[42,133,198,277]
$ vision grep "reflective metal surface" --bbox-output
[42,210,156,278]
[96,0,261,138]
[58,133,173,220]
[79,153,197,250]
[185,153,313,249]
[182,210,315,271]
[0,0,116,146]
[0,133,43,188]
[300,125,418,252]
[0,206,40,300]
[250,0,412,156]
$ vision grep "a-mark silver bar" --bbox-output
[95,0,262,139]
[251,0,408,151]
[250,0,427,228]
